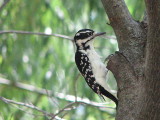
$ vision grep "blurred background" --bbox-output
[0,0,145,120]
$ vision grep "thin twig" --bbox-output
[0,30,74,41]
[50,100,115,120]
[0,96,49,116]
[45,89,60,109]
[100,35,116,40]
[9,103,46,117]
[0,77,116,110]
[0,96,64,120]
[50,102,77,120]
[0,30,116,41]
[0,77,116,120]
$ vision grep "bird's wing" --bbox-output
[75,51,118,106]
[75,51,103,96]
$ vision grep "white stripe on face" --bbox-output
[78,31,92,34]
[75,31,93,37]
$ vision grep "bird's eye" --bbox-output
[88,32,92,36]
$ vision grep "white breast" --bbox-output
[86,49,110,90]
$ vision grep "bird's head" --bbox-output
[74,29,106,50]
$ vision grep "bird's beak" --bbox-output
[91,32,106,39]
[94,32,106,37]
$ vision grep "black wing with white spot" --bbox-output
[75,51,118,106]
[75,51,103,96]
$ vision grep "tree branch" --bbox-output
[107,52,137,92]
[145,0,160,20]
[50,102,77,120]
[107,52,145,120]
[0,96,49,115]
[101,0,145,64]
[141,1,160,120]
[101,0,136,33]
[0,77,116,119]
[0,96,64,120]
[0,30,74,41]
[0,78,115,110]
[0,30,116,42]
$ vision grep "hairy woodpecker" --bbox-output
[74,29,118,106]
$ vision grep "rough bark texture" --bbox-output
[141,0,160,119]
[101,0,160,120]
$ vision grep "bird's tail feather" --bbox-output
[100,87,118,107]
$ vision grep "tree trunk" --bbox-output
[101,0,160,120]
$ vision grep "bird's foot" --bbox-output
[104,54,114,64]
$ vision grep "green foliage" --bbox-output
[0,0,144,119]
[125,0,145,20]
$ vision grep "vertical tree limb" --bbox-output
[101,0,146,78]
[101,0,139,44]
[101,0,160,119]
[141,1,160,120]
[101,0,133,28]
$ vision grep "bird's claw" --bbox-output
[104,54,114,63]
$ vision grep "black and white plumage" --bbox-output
[74,29,118,106]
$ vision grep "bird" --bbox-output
[74,29,118,107]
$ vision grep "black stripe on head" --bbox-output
[77,29,94,33]
[74,29,94,41]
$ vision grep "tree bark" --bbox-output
[141,0,160,119]
[101,0,160,120]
